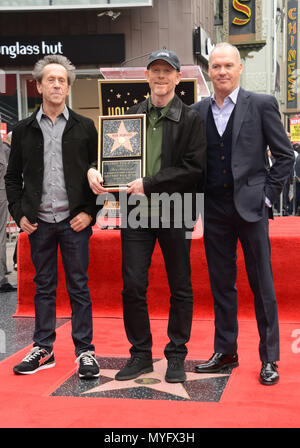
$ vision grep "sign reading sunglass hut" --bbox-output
[0,34,125,67]
[0,41,63,60]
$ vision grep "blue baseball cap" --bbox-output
[147,48,181,71]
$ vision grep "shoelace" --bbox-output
[75,351,99,367]
[23,347,46,363]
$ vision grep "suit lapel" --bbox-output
[201,98,211,127]
[232,88,250,150]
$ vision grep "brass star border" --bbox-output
[51,358,233,402]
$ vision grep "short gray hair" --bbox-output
[209,42,241,66]
[32,55,76,85]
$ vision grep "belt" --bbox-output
[206,188,233,198]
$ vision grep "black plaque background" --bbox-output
[102,160,141,186]
[99,79,197,115]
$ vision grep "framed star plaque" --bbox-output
[98,114,146,191]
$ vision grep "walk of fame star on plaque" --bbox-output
[106,120,138,155]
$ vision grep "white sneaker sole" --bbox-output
[13,362,56,375]
[78,371,100,379]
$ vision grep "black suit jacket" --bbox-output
[128,94,206,196]
[191,88,294,222]
[5,107,98,226]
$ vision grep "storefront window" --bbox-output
[0,70,102,130]
[20,74,42,119]
[0,73,18,133]
[214,0,223,25]
[72,74,100,127]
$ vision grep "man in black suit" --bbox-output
[192,42,294,385]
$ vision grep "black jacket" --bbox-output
[128,94,206,198]
[5,107,98,226]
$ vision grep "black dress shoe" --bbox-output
[195,353,239,373]
[259,362,279,385]
[0,283,17,293]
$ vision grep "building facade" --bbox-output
[214,0,300,134]
[0,0,214,135]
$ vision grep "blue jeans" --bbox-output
[29,218,94,356]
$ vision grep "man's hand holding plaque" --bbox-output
[87,168,107,195]
[126,178,145,196]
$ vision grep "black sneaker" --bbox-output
[165,358,186,383]
[115,357,153,381]
[76,351,100,379]
[13,347,55,375]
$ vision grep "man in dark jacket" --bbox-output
[5,55,99,379]
[88,49,206,383]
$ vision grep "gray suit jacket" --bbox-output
[191,88,294,222]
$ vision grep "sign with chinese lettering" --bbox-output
[287,0,298,110]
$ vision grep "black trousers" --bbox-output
[204,195,279,362]
[121,225,193,360]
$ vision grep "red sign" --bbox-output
[0,122,7,141]
[290,114,300,142]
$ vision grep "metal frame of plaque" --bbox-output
[98,114,146,191]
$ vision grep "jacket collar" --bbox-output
[136,94,182,122]
[232,87,250,148]
[201,87,250,144]
[36,104,69,123]
[26,106,80,132]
